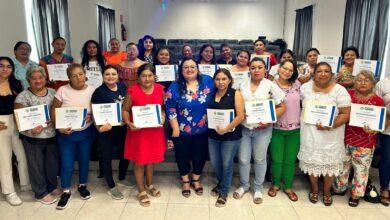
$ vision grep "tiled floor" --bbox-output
[1,172,389,220]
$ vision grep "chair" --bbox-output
[167,39,182,45]
[239,39,254,45]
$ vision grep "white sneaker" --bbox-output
[6,192,22,206]
[20,184,32,192]
[253,191,263,204]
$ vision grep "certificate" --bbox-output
[85,70,103,88]
[349,103,386,132]
[317,55,342,73]
[207,109,235,130]
[352,59,381,77]
[155,65,177,82]
[55,107,87,129]
[198,64,217,77]
[132,104,162,128]
[303,101,336,127]
[250,54,271,70]
[92,103,122,126]
[231,71,249,89]
[217,64,232,71]
[245,100,277,124]
[47,64,70,81]
[14,105,50,132]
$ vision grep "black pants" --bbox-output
[97,126,129,188]
[21,135,59,199]
[173,132,208,176]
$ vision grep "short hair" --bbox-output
[52,37,66,44]
[219,43,231,52]
[66,63,84,78]
[213,68,233,89]
[354,70,376,85]
[342,46,360,59]
[314,62,333,74]
[137,63,155,77]
[254,39,267,46]
[250,57,267,69]
[279,60,298,83]
[279,49,295,61]
[26,66,46,82]
[126,42,137,49]
[305,48,320,57]
[102,65,118,74]
[14,41,31,51]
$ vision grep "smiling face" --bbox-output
[87,42,98,58]
[15,43,31,61]
[28,71,46,90]
[221,46,232,60]
[0,59,13,80]
[254,41,266,54]
[138,69,155,89]
[214,71,232,91]
[249,60,266,81]
[278,61,294,81]
[52,38,66,54]
[109,39,120,53]
[354,73,374,95]
[237,51,249,67]
[143,38,154,51]
[103,68,119,86]
[69,67,86,89]
[343,50,357,66]
[280,52,293,62]
[157,49,170,65]
[182,59,198,81]
[201,46,214,63]
[314,64,333,87]
[182,45,193,59]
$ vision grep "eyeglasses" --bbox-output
[183,66,197,70]
[282,66,294,73]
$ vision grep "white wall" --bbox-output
[125,0,286,43]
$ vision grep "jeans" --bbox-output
[208,138,240,196]
[57,126,95,189]
[379,134,390,189]
[238,126,272,192]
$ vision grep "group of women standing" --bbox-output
[0,35,389,210]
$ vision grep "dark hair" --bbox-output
[197,44,216,64]
[182,44,192,53]
[66,63,85,78]
[213,68,233,89]
[279,60,298,83]
[138,35,157,61]
[178,58,202,96]
[279,49,295,61]
[13,41,31,51]
[219,43,231,52]
[236,50,251,66]
[137,63,156,77]
[250,57,267,69]
[153,46,171,65]
[109,38,120,44]
[305,48,320,57]
[81,40,106,71]
[342,46,360,59]
[102,65,118,74]
[52,36,66,44]
[0,57,23,94]
[254,39,267,46]
[314,61,333,74]
[126,42,137,48]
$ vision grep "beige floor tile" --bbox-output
[336,207,386,220]
[168,181,210,205]
[127,182,171,204]
[87,185,130,203]
[31,201,85,220]
[252,205,299,220]
[210,204,253,220]
[165,203,209,220]
[120,203,167,220]
[379,207,390,218]
[75,201,126,220]
[294,206,344,220]
[0,201,41,220]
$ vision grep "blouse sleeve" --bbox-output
[335,85,351,108]
[164,83,179,120]
[54,86,64,102]
[270,82,285,105]
[14,91,28,106]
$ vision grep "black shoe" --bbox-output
[56,192,71,210]
[78,185,91,200]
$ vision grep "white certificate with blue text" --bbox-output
[349,103,387,132]
[47,63,70,81]
[55,107,87,129]
[317,55,342,73]
[352,59,381,77]
[245,100,277,124]
[303,101,336,127]
[198,64,217,78]
[132,104,162,128]
[155,65,177,82]
[231,71,249,89]
[207,109,235,130]
[92,103,122,126]
[14,105,50,132]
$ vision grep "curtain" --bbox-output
[293,5,313,61]
[31,0,71,58]
[342,0,388,76]
[98,5,116,51]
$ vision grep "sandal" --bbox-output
[348,197,360,207]
[380,189,390,207]
[308,192,319,204]
[284,190,298,202]
[253,191,263,204]
[190,179,203,196]
[233,187,246,199]
[267,186,279,197]
[215,194,227,208]
[181,180,191,198]
[211,185,219,197]
[323,195,333,206]
[146,184,161,197]
[137,191,150,207]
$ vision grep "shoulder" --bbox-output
[47,88,56,96]
[41,55,52,63]
[64,54,74,62]
[201,74,213,83]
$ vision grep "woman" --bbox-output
[208,68,245,207]
[51,64,95,210]
[337,46,359,89]
[298,48,320,84]
[0,57,29,206]
[81,40,106,89]
[119,42,145,88]
[230,50,250,90]
[268,49,295,81]
[375,75,390,206]
[165,58,214,197]
[253,39,278,68]
[154,46,173,88]
[12,41,38,89]
[198,44,216,64]
[182,44,193,60]
[39,37,74,90]
[233,57,286,204]
[122,63,166,207]
[216,44,237,65]
[298,62,351,206]
[138,35,157,64]
[91,65,127,200]
[268,60,300,202]
[333,70,384,207]
[102,38,126,66]
[14,66,60,205]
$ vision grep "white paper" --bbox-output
[207,109,235,130]
[352,59,381,77]
[231,71,249,89]
[349,103,387,132]
[217,64,232,71]
[155,65,177,82]
[55,107,87,129]
[303,101,336,127]
[47,64,70,81]
[317,55,342,73]
[132,104,162,128]
[198,64,217,77]
[245,100,277,124]
[85,70,103,88]
[14,105,50,132]
[92,103,122,126]
[250,54,271,70]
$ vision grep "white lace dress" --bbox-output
[298,81,351,177]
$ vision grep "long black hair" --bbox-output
[279,60,299,83]
[0,57,23,94]
[81,40,106,71]
[177,58,202,96]
[197,44,216,64]
[138,35,157,61]
[153,46,171,66]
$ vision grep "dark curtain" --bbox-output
[31,0,71,58]
[342,0,388,76]
[293,5,313,61]
[98,5,116,51]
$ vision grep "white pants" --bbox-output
[0,115,29,194]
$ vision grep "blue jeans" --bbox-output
[57,126,95,189]
[208,138,240,196]
[238,126,272,192]
[379,134,390,189]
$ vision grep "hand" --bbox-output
[257,122,270,128]
[30,125,44,135]
[0,121,7,131]
[363,125,378,135]
[215,126,228,136]
[316,122,331,131]
[98,123,112,133]
[85,114,92,124]
[46,120,53,128]
[171,128,180,138]
[59,127,73,135]
[161,114,166,126]
[126,121,140,131]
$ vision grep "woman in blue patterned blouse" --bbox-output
[165,58,214,197]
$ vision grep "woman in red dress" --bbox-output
[122,63,166,207]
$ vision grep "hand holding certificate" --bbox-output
[207,109,235,130]
[92,103,122,126]
[349,103,386,132]
[155,65,177,82]
[317,55,342,73]
[14,105,50,132]
[303,101,336,127]
[198,64,217,77]
[55,107,88,129]
[132,104,162,128]
[245,100,277,124]
[47,64,70,81]
[352,59,381,77]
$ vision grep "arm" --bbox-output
[121,93,138,130]
[216,90,245,135]
[275,101,287,118]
